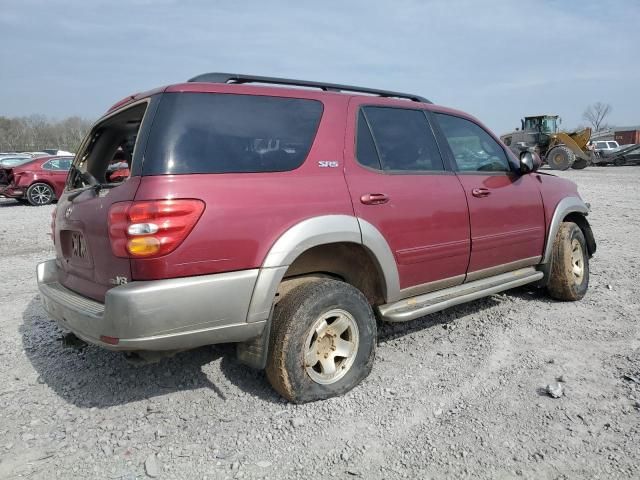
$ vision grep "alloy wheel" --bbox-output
[304,309,359,385]
[29,184,53,205]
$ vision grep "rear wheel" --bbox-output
[265,278,376,403]
[547,222,589,301]
[26,183,55,206]
[546,146,575,170]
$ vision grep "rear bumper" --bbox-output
[36,259,265,351]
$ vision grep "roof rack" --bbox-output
[187,72,431,104]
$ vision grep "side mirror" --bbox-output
[520,151,541,173]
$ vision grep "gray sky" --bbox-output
[1,0,639,134]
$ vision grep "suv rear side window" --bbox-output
[144,93,323,175]
[357,107,444,172]
[435,113,511,173]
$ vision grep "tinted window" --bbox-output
[356,111,381,169]
[361,107,444,171]
[43,158,72,170]
[596,142,608,149]
[435,114,511,172]
[144,93,323,175]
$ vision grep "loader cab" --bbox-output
[522,115,560,134]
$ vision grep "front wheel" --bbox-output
[26,183,55,206]
[265,278,376,403]
[547,222,589,301]
[546,146,575,170]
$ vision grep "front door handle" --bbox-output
[471,188,491,198]
[360,193,389,205]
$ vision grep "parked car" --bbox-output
[604,143,640,166]
[592,140,620,156]
[0,155,32,168]
[36,73,596,403]
[0,155,73,205]
[41,149,74,157]
[21,151,53,158]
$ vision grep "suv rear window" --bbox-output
[359,106,444,172]
[143,93,323,175]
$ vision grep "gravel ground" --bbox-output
[1,167,639,479]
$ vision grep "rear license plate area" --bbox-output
[60,230,91,266]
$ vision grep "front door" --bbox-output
[344,99,470,294]
[433,112,545,279]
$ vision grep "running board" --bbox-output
[378,267,543,323]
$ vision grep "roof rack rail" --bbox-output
[187,72,431,104]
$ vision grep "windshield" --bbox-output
[524,117,557,133]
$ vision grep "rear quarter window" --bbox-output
[143,93,323,175]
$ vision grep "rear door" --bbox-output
[433,112,545,279]
[344,99,470,293]
[41,157,72,197]
[55,101,152,302]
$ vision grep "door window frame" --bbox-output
[66,98,157,192]
[42,158,72,171]
[428,111,518,176]
[354,105,455,176]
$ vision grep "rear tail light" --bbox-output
[108,199,205,258]
[100,335,120,345]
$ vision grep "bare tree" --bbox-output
[582,102,612,132]
[0,115,92,152]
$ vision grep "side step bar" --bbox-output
[378,267,544,323]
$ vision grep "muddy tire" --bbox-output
[547,222,589,301]
[546,146,575,170]
[26,182,55,206]
[265,278,376,403]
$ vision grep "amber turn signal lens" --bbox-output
[126,236,160,256]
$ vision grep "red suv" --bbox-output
[37,73,596,403]
[0,155,73,205]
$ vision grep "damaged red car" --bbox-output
[0,156,73,206]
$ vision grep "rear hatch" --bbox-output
[55,101,153,302]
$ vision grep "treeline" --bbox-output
[0,115,93,153]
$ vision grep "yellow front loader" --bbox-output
[501,115,594,170]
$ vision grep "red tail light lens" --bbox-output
[108,199,205,258]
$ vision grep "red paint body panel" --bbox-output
[534,172,581,242]
[55,178,141,302]
[130,93,353,280]
[50,78,586,305]
[455,173,546,272]
[343,97,471,289]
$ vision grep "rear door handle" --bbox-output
[471,188,491,198]
[360,193,389,205]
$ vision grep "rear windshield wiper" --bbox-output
[67,168,118,201]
